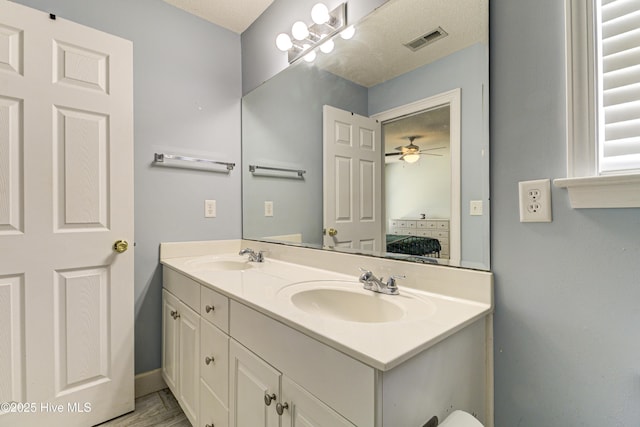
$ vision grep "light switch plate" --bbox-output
[470,200,483,216]
[264,201,273,217]
[205,200,216,218]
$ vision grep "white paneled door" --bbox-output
[323,105,382,251]
[0,2,134,426]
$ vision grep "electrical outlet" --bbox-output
[205,200,216,218]
[519,179,552,222]
[264,201,273,217]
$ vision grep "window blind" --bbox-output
[597,0,640,173]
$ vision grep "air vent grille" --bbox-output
[404,27,448,51]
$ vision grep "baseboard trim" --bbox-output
[135,368,167,398]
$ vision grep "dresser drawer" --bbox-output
[433,230,449,239]
[436,220,449,230]
[201,285,229,333]
[200,319,229,406]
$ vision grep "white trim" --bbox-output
[372,88,462,265]
[554,174,640,208]
[135,368,167,398]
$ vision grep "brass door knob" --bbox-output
[113,240,129,253]
[328,228,338,237]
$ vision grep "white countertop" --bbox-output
[161,249,492,371]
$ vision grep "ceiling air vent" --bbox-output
[404,26,448,52]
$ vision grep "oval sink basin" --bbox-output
[185,258,253,271]
[291,288,405,323]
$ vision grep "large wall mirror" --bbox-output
[242,0,490,270]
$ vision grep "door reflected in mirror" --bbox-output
[242,0,489,270]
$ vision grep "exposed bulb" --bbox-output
[275,33,293,51]
[320,38,334,53]
[292,21,309,40]
[303,44,316,62]
[340,25,356,40]
[403,153,420,163]
[311,3,330,25]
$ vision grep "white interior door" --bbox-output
[323,105,382,251]
[0,2,134,426]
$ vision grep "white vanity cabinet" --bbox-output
[229,340,356,427]
[162,264,490,427]
[162,288,200,426]
[163,267,231,427]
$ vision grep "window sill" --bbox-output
[553,174,640,208]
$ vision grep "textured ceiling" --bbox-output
[163,0,274,33]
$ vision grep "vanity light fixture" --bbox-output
[275,2,348,64]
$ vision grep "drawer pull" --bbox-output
[276,402,289,415]
[205,424,214,427]
[170,310,180,320]
[205,356,215,365]
[264,392,276,406]
[205,305,215,313]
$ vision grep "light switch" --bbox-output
[470,200,483,216]
[205,200,216,218]
[264,201,273,217]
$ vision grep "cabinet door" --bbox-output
[280,377,356,427]
[201,379,229,427]
[201,318,230,406]
[230,340,280,427]
[178,300,200,427]
[162,289,180,394]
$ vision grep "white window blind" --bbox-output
[596,0,640,173]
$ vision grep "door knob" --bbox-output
[328,228,338,237]
[113,240,129,253]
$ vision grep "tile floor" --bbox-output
[97,389,189,427]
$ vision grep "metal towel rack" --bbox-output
[154,153,235,171]
[249,164,306,177]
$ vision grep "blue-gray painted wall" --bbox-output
[12,0,243,375]
[491,0,640,425]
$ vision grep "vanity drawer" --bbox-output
[200,379,228,427]
[230,301,374,427]
[201,286,229,333]
[200,319,229,406]
[163,267,200,313]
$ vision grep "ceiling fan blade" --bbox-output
[385,152,402,157]
[419,146,446,152]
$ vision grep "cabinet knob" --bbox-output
[264,392,276,406]
[170,310,180,320]
[205,305,215,313]
[276,402,289,415]
[205,424,215,427]
[205,356,215,365]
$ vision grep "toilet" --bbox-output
[438,410,484,427]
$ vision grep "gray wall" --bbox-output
[13,0,242,374]
[491,0,640,426]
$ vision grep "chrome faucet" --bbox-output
[238,248,265,262]
[358,268,403,295]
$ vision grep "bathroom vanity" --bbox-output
[160,240,493,427]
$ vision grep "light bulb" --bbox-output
[275,33,293,51]
[340,25,355,40]
[303,44,316,62]
[292,21,309,40]
[403,153,420,163]
[320,38,334,53]
[311,3,330,25]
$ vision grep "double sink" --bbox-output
[183,255,436,324]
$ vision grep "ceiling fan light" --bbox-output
[403,153,420,163]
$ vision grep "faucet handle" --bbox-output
[386,274,405,293]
